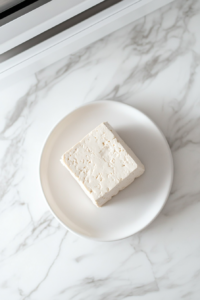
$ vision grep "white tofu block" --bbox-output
[61,122,145,207]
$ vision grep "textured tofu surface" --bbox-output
[61,122,145,207]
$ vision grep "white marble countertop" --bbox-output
[1,0,200,299]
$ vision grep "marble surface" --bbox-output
[1,0,200,299]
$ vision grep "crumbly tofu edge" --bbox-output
[60,122,145,207]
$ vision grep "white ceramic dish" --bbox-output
[40,100,173,241]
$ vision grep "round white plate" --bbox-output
[40,101,173,241]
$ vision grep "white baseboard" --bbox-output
[0,0,174,90]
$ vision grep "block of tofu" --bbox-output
[60,122,145,207]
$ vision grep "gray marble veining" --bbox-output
[0,0,200,299]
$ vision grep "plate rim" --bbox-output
[39,100,174,242]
